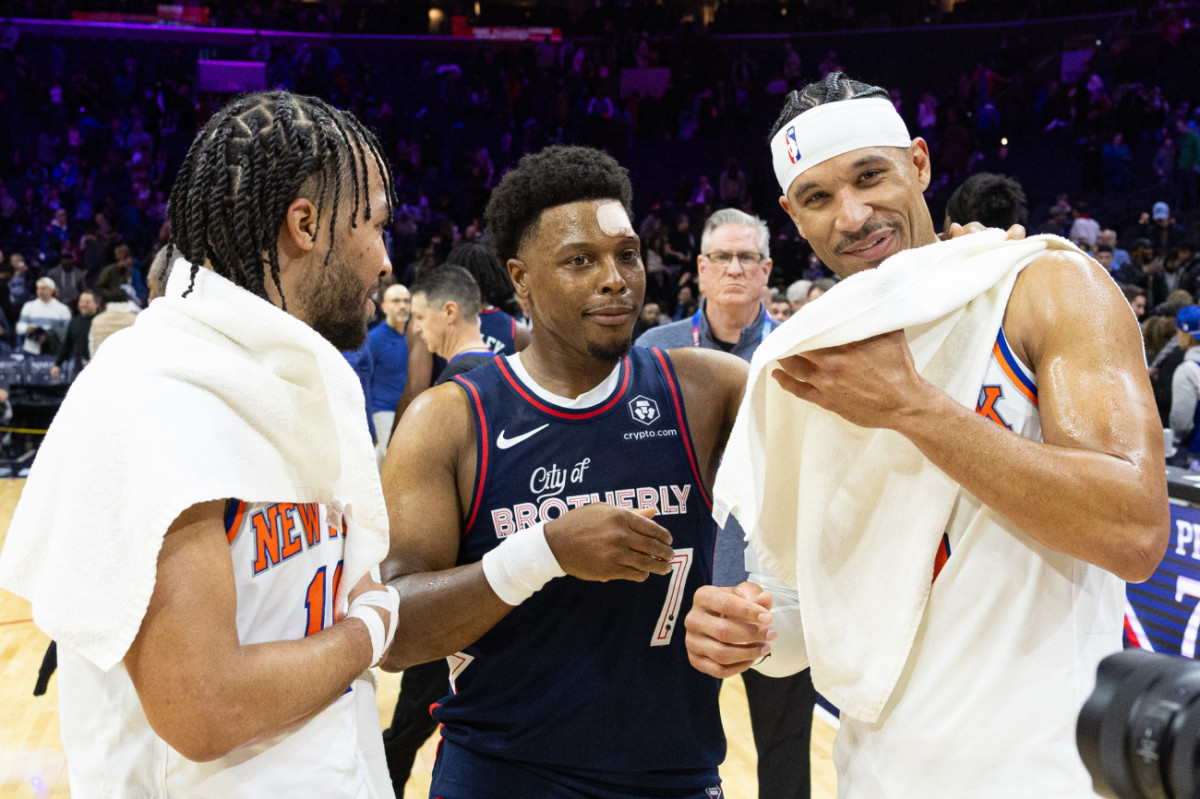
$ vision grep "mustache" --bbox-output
[835,218,898,255]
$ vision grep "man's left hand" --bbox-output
[771,330,932,430]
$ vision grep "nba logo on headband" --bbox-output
[771,98,912,194]
[785,126,801,165]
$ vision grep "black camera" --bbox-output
[1077,649,1200,799]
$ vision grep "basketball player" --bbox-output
[444,241,531,355]
[684,73,1168,796]
[0,91,399,797]
[380,145,747,797]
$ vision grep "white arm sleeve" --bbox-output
[745,546,810,678]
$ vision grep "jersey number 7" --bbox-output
[651,548,693,647]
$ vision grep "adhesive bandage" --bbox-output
[770,97,912,195]
[481,521,566,606]
[346,586,400,667]
[596,201,634,238]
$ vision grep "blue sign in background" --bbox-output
[1126,502,1200,657]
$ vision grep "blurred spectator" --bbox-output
[769,291,793,323]
[1068,201,1101,248]
[341,341,376,443]
[664,214,695,273]
[1102,132,1131,193]
[786,279,812,311]
[87,288,138,357]
[1122,284,1147,323]
[808,277,837,302]
[1175,118,1200,210]
[1149,244,1198,310]
[366,283,410,466]
[632,301,662,341]
[8,252,33,310]
[17,276,70,354]
[46,251,85,307]
[1154,137,1176,196]
[1139,202,1186,257]
[1099,229,1131,276]
[719,159,748,209]
[673,284,698,320]
[944,172,1028,230]
[1039,202,1071,237]
[94,243,148,307]
[51,288,97,379]
[688,175,716,208]
[1170,306,1200,465]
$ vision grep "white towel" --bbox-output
[714,232,1083,722]
[0,260,390,671]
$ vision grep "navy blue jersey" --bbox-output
[479,306,518,355]
[435,346,724,793]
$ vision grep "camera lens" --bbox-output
[1078,650,1200,799]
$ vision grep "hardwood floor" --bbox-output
[0,479,838,798]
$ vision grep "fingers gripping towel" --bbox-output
[713,232,1083,722]
[0,261,390,671]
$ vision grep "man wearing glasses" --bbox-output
[638,209,777,358]
[635,208,817,799]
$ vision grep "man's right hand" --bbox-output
[544,504,675,583]
[685,582,775,678]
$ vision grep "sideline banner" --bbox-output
[1125,502,1200,656]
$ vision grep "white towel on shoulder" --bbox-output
[0,260,389,672]
[714,232,1082,722]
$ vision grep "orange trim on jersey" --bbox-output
[225,499,247,545]
[931,534,951,583]
[992,341,1038,407]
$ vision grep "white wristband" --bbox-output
[346,586,400,667]
[481,521,566,606]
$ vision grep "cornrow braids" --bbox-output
[767,72,892,142]
[167,91,394,306]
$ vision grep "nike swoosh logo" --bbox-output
[496,424,550,450]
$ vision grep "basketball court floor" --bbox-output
[0,479,838,798]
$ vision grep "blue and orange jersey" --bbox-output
[433,346,724,790]
[936,327,1041,582]
[223,499,348,646]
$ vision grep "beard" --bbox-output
[302,251,373,351]
[586,334,633,363]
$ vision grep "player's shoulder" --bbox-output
[397,380,475,449]
[1012,246,1125,319]
[657,346,748,400]
[1007,244,1139,365]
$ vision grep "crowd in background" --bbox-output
[1,2,1200,456]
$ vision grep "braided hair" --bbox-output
[768,72,891,142]
[168,91,394,308]
[444,241,515,308]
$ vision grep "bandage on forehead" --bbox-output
[596,201,633,237]
[771,97,912,196]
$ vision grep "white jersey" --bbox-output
[831,329,1123,797]
[59,500,370,799]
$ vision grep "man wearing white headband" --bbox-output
[685,73,1167,796]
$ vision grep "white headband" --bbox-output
[771,97,912,195]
